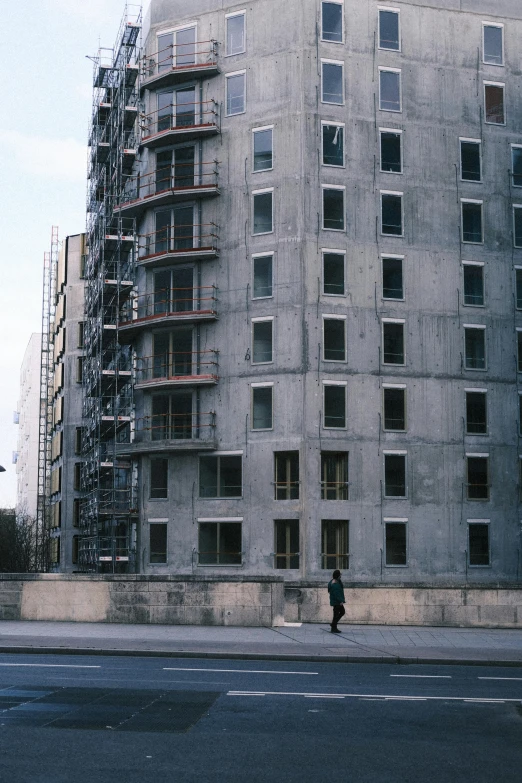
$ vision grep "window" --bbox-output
[321,452,348,500]
[321,60,344,105]
[75,427,83,455]
[73,463,81,492]
[517,269,522,309]
[518,330,522,372]
[323,186,345,231]
[384,453,406,497]
[72,536,79,564]
[226,12,245,56]
[381,192,403,235]
[383,386,406,431]
[466,391,487,435]
[152,328,193,379]
[157,27,196,71]
[382,256,403,299]
[379,8,400,51]
[466,455,489,500]
[73,499,81,527]
[463,263,484,306]
[321,1,343,43]
[253,127,273,171]
[484,83,505,124]
[252,384,273,430]
[323,383,346,428]
[379,69,401,112]
[323,316,346,361]
[380,130,402,173]
[321,519,349,570]
[253,190,273,234]
[253,254,273,298]
[274,520,300,569]
[322,123,344,167]
[76,356,83,383]
[77,322,85,349]
[461,201,483,244]
[150,457,168,499]
[385,520,407,566]
[468,522,490,567]
[149,523,167,564]
[156,86,197,134]
[464,326,486,370]
[323,251,345,295]
[512,146,522,187]
[226,71,246,115]
[151,392,193,440]
[274,452,299,500]
[250,318,274,364]
[382,320,405,365]
[514,206,522,248]
[152,204,195,254]
[460,140,481,182]
[152,267,195,314]
[520,394,522,436]
[483,23,503,66]
[199,455,242,498]
[198,520,242,565]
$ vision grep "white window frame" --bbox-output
[252,188,274,236]
[467,518,491,568]
[383,517,408,567]
[379,128,403,174]
[463,324,487,371]
[382,384,407,432]
[462,260,485,308]
[321,0,344,44]
[513,205,522,248]
[225,10,246,57]
[321,121,346,168]
[383,451,408,499]
[461,199,484,245]
[322,314,347,363]
[511,144,522,187]
[322,380,347,430]
[382,317,405,366]
[381,253,405,301]
[322,184,346,232]
[251,316,274,365]
[482,22,504,67]
[380,190,403,237]
[483,81,506,125]
[252,252,274,300]
[322,248,346,297]
[379,67,402,113]
[225,69,246,117]
[252,125,274,173]
[459,137,482,183]
[251,382,274,431]
[378,6,401,52]
[321,59,345,105]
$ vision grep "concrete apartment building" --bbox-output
[79,0,522,585]
[16,333,42,518]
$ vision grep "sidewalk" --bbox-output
[1,620,522,666]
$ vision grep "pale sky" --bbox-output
[0,0,149,506]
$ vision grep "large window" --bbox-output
[483,23,503,66]
[151,392,193,440]
[512,146,522,187]
[149,524,167,564]
[199,455,242,498]
[517,330,522,372]
[274,452,299,500]
[323,186,345,231]
[379,69,401,112]
[253,126,273,171]
[461,200,483,244]
[252,384,273,430]
[460,139,481,182]
[385,520,407,566]
[321,1,343,43]
[274,520,300,569]
[150,458,168,499]
[466,455,489,500]
[157,26,196,71]
[379,8,400,51]
[321,519,349,570]
[157,86,196,133]
[226,71,246,115]
[323,383,346,428]
[155,146,196,193]
[382,256,403,299]
[152,328,193,379]
[382,320,405,365]
[321,452,348,500]
[384,453,406,497]
[463,263,484,306]
[253,254,273,298]
[152,267,194,315]
[464,326,486,370]
[323,316,346,361]
[252,318,273,364]
[381,192,403,235]
[153,204,194,254]
[468,521,490,567]
[514,206,522,248]
[484,82,505,124]
[252,189,274,235]
[380,130,402,173]
[466,391,487,435]
[323,251,345,295]
[198,520,242,565]
[226,12,246,56]
[322,123,344,167]
[321,60,344,104]
[517,269,522,310]
[383,386,406,431]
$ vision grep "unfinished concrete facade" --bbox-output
[82,0,522,586]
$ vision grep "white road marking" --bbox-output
[390,675,451,679]
[163,667,318,675]
[478,677,522,682]
[227,690,517,703]
[0,664,101,669]
[464,699,505,704]
[227,692,266,697]
[303,694,345,699]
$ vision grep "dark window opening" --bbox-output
[464,328,486,370]
[485,84,505,124]
[274,451,299,500]
[381,193,402,235]
[199,455,242,498]
[321,519,349,570]
[252,320,273,363]
[380,131,401,173]
[466,392,487,435]
[253,255,273,298]
[383,388,406,431]
[322,62,343,104]
[463,265,484,306]
[462,202,483,243]
[199,521,242,565]
[384,454,406,497]
[514,208,522,248]
[379,10,400,50]
[150,457,168,499]
[469,523,490,566]
[467,457,489,500]
[383,322,404,364]
[323,188,345,231]
[512,148,522,187]
[322,2,343,42]
[324,384,346,428]
[382,257,403,299]
[150,523,167,564]
[517,270,522,310]
[323,252,345,295]
[483,25,503,65]
[379,70,401,111]
[253,128,273,171]
[518,332,522,372]
[252,386,273,430]
[461,141,481,181]
[321,452,348,500]
[323,124,344,167]
[323,318,346,361]
[253,191,273,234]
[385,522,407,566]
[274,520,300,569]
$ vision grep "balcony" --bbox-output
[116,411,217,456]
[140,100,219,148]
[137,224,219,267]
[115,161,219,219]
[140,39,219,92]
[135,350,219,390]
[119,286,218,339]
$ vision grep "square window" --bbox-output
[323,188,345,231]
[382,256,403,299]
[253,255,273,298]
[274,451,299,500]
[274,520,300,569]
[466,392,487,435]
[323,251,345,295]
[323,384,346,428]
[517,269,522,309]
[512,147,522,187]
[151,392,193,441]
[253,191,273,234]
[252,385,273,430]
[460,140,481,181]
[380,131,402,173]
[379,9,400,51]
[252,319,273,363]
[321,1,343,43]
[467,456,489,500]
[382,321,404,365]
[484,83,505,124]
[321,61,344,104]
[323,317,346,361]
[321,452,349,500]
[379,69,401,112]
[385,522,407,566]
[198,521,242,565]
[383,387,406,431]
[322,123,344,167]
[321,519,349,570]
[468,522,490,566]
[384,454,406,497]
[199,455,242,498]
[149,523,167,564]
[253,127,273,171]
[381,193,403,235]
[518,331,522,372]
[464,327,486,370]
[461,202,483,244]
[226,72,246,115]
[483,24,503,66]
[226,13,245,56]
[514,207,522,248]
[150,457,168,499]
[463,264,484,306]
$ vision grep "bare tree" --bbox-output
[0,508,41,573]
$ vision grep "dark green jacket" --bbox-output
[328,579,345,606]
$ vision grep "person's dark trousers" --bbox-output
[331,604,345,630]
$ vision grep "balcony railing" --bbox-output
[140,100,219,147]
[137,223,219,264]
[141,39,219,89]
[135,411,216,442]
[120,286,217,331]
[135,350,219,388]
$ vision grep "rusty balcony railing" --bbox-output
[137,223,219,262]
[135,350,219,387]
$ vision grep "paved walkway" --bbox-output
[1,620,522,665]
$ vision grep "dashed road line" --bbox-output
[0,663,101,669]
[227,690,519,704]
[390,675,451,679]
[163,668,318,675]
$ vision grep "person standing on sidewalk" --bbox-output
[328,569,346,633]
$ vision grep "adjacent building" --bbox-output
[16,333,41,518]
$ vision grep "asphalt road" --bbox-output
[0,653,521,783]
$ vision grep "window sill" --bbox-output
[198,496,243,501]
[384,564,409,568]
[381,232,404,238]
[382,296,405,302]
[379,108,402,113]
[253,167,274,174]
[226,110,246,118]
[380,169,403,175]
[252,231,274,237]
[322,163,346,169]
[252,295,274,301]
[378,46,402,53]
